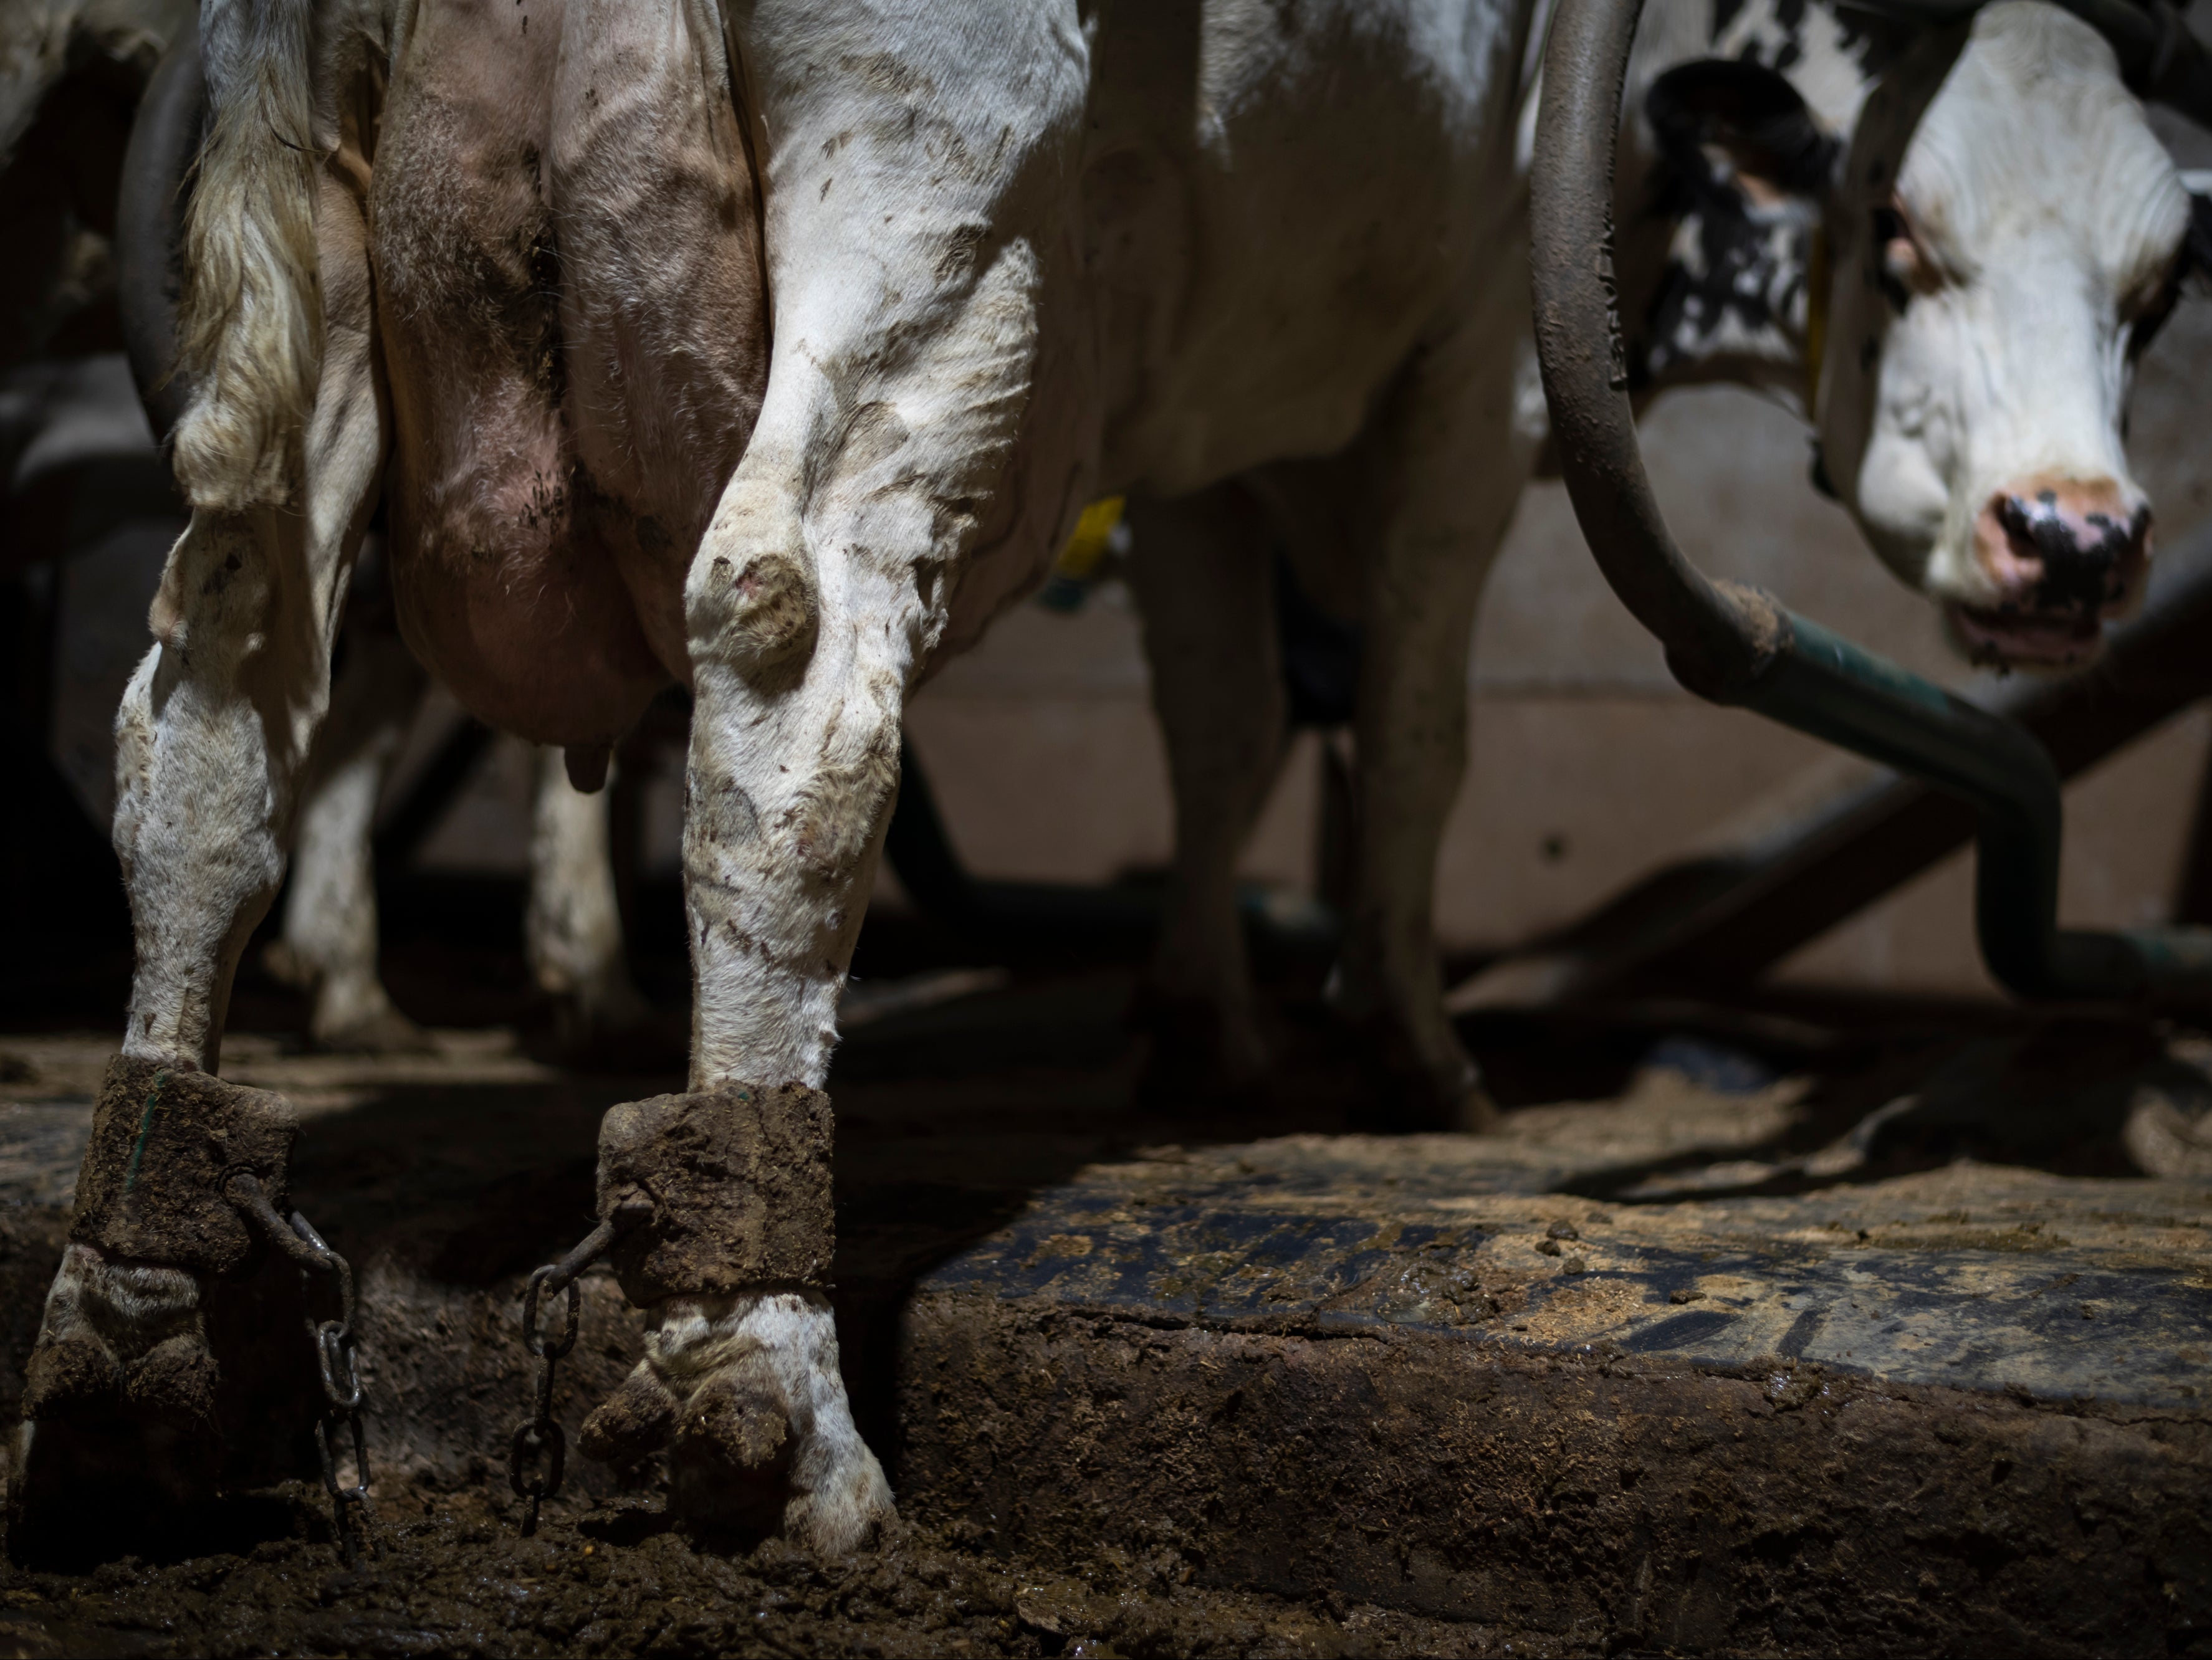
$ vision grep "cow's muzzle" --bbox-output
[1956,482,2151,667]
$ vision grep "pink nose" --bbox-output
[1973,477,2149,615]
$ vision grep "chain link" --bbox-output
[510,1265,578,1536]
[508,1201,650,1536]
[226,1173,376,1567]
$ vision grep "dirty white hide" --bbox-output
[29,0,2207,1560]
[40,0,1542,1555]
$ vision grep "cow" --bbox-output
[0,0,650,1059]
[1612,0,2205,666]
[16,0,2207,1561]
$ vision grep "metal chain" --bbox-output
[226,1173,376,1567]
[508,1200,651,1537]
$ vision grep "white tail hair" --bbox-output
[172,0,321,512]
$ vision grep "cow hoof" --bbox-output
[542,998,687,1074]
[311,1004,438,1056]
[10,1245,221,1560]
[1128,986,1271,1112]
[582,1289,892,1557]
[1342,1018,1499,1134]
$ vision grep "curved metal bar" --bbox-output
[113,11,202,443]
[1528,0,1782,705]
[1530,0,2212,1003]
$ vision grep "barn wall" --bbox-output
[368,109,2212,1003]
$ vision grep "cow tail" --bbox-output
[171,0,322,513]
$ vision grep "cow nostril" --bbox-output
[1994,494,2065,561]
[1991,492,2144,613]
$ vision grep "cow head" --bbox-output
[1633,1,2207,669]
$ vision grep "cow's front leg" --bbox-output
[1124,486,1287,1099]
[577,516,893,1554]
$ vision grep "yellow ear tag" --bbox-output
[1055,496,1126,581]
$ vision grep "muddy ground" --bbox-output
[0,1484,1535,1659]
[2,934,2206,1656]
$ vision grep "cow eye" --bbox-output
[2128,265,2183,359]
[1872,203,1918,313]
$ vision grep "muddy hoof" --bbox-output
[671,1373,795,1538]
[1128,986,1271,1113]
[583,1292,893,1557]
[578,1363,679,1467]
[2125,1088,2212,1175]
[11,1252,226,1563]
[1339,1017,1497,1133]
[21,1332,125,1421]
[312,1005,438,1056]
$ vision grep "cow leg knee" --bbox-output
[1125,487,1285,1094]
[526,747,650,1049]
[275,624,432,1052]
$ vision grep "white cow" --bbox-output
[17,0,2204,1561]
[0,0,649,1058]
[1611,0,2196,670]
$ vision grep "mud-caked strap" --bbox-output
[70,1056,299,1276]
[595,1082,834,1304]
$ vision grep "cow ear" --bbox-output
[2185,179,2212,282]
[1646,59,1841,209]
[1632,60,1838,396]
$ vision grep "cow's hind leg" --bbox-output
[576,556,896,1553]
[525,747,652,1051]
[1334,259,1535,1132]
[271,613,433,1052]
[545,0,886,1555]
[1124,485,1286,1100]
[16,65,385,1540]
[577,532,898,1550]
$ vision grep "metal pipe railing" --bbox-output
[1528,0,2212,1003]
